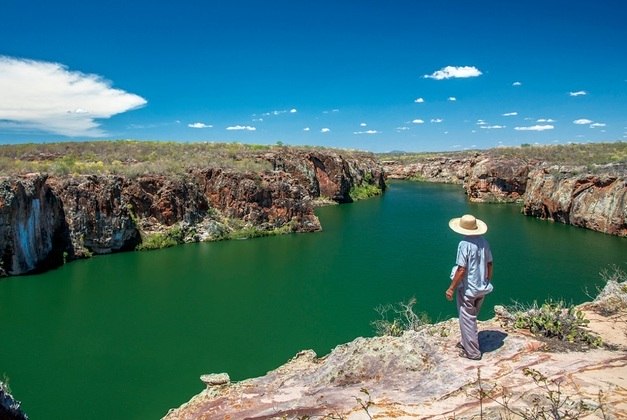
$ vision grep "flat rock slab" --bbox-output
[164,315,627,419]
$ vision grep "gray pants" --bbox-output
[456,292,485,359]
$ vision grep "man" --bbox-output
[445,214,493,360]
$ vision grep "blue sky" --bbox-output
[1,0,626,152]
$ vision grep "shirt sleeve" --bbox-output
[455,241,467,268]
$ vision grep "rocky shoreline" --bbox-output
[383,153,627,237]
[0,149,384,276]
[1,145,625,277]
[164,280,627,419]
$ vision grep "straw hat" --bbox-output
[448,214,488,236]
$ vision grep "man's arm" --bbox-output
[487,261,493,281]
[445,266,466,301]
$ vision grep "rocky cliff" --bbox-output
[522,167,627,237]
[383,155,627,236]
[0,174,70,276]
[164,282,627,419]
[0,149,384,276]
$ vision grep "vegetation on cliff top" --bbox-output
[0,140,377,177]
[378,141,627,167]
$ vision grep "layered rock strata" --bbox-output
[0,150,384,276]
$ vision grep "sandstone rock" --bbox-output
[164,308,627,419]
[200,373,230,387]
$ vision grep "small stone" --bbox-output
[200,373,230,387]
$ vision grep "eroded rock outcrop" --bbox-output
[164,291,627,419]
[0,149,385,276]
[384,155,627,236]
[464,157,530,203]
[266,150,386,203]
[523,168,627,237]
[383,156,471,184]
[0,174,70,275]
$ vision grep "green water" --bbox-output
[1,181,625,419]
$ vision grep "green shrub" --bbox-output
[349,183,382,201]
[510,300,602,347]
[136,225,185,251]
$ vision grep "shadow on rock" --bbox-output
[479,330,508,353]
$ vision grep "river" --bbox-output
[1,181,625,419]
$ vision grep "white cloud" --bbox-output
[537,118,556,123]
[423,65,482,80]
[448,97,457,101]
[360,122,367,127]
[412,119,424,124]
[188,122,212,129]
[512,81,522,86]
[590,122,606,128]
[261,108,297,116]
[514,124,554,131]
[321,127,331,133]
[0,56,147,137]
[414,97,425,103]
[480,125,505,129]
[353,130,380,135]
[430,118,443,123]
[226,125,256,131]
[396,126,410,131]
[476,119,487,125]
[502,112,518,116]
[303,127,310,131]
[569,90,587,97]
[573,119,593,125]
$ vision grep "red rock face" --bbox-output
[264,150,385,203]
[191,168,320,232]
[0,150,385,275]
[386,155,626,237]
[464,157,530,203]
[523,169,627,237]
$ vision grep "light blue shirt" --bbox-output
[455,235,493,298]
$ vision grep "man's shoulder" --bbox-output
[462,235,490,246]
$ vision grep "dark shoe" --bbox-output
[458,348,481,360]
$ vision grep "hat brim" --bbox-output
[449,217,488,236]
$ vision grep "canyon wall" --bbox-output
[0,150,384,276]
[384,156,627,237]
[523,167,627,237]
